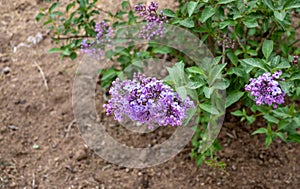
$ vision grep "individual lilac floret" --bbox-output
[245,70,286,109]
[134,2,168,40]
[292,55,299,64]
[103,73,194,129]
[81,20,114,59]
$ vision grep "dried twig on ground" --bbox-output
[65,119,76,137]
[33,61,49,90]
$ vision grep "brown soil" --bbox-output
[0,1,299,189]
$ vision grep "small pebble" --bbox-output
[75,148,88,161]
[232,165,237,171]
[2,66,11,74]
[7,125,19,131]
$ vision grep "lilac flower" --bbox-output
[245,70,286,109]
[103,73,194,129]
[81,20,114,58]
[292,55,299,64]
[134,2,168,40]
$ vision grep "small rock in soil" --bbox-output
[7,125,19,130]
[1,66,11,74]
[14,99,27,105]
[75,148,88,161]
[232,165,237,171]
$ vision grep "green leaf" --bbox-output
[226,91,244,108]
[187,1,198,17]
[212,56,222,65]
[210,79,228,90]
[196,155,205,166]
[279,81,293,95]
[252,128,268,135]
[199,6,216,23]
[66,2,75,12]
[166,61,187,86]
[176,86,187,100]
[288,133,300,143]
[199,103,220,115]
[48,47,62,54]
[218,0,235,4]
[78,0,86,8]
[227,67,245,77]
[243,18,258,28]
[162,9,176,18]
[101,69,117,82]
[153,46,172,54]
[231,110,243,117]
[262,40,273,59]
[49,2,59,13]
[290,73,300,81]
[247,49,257,56]
[278,119,291,131]
[275,59,291,69]
[35,13,45,22]
[275,132,287,142]
[62,49,71,56]
[50,11,63,19]
[263,114,279,124]
[208,64,227,84]
[186,81,205,89]
[219,20,236,29]
[246,116,256,125]
[187,66,205,76]
[264,0,274,10]
[284,0,300,10]
[43,19,54,26]
[70,52,77,60]
[227,51,238,66]
[273,107,292,118]
[265,135,273,148]
[270,55,281,68]
[121,1,129,10]
[180,17,195,28]
[274,11,286,21]
[240,58,268,72]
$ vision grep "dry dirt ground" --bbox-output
[0,0,299,188]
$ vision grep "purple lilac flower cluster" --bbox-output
[103,73,194,129]
[81,21,114,58]
[134,2,168,40]
[245,70,285,109]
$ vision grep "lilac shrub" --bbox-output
[245,71,286,109]
[103,73,194,129]
[134,1,168,39]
